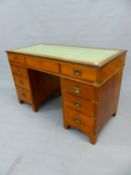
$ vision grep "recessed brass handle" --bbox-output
[22,92,26,97]
[74,87,80,94]
[17,71,21,75]
[19,80,24,85]
[73,118,81,124]
[73,70,81,75]
[14,57,19,62]
[74,101,81,107]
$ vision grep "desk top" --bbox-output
[10,44,126,67]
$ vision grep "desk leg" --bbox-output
[89,134,97,145]
[64,122,70,129]
[112,112,116,117]
[32,104,38,112]
[18,99,24,104]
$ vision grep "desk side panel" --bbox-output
[95,70,123,134]
[98,53,126,83]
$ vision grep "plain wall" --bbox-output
[0,0,130,110]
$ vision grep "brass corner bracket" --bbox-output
[93,81,100,87]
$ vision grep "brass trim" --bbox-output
[91,100,99,104]
[19,80,24,85]
[14,57,19,62]
[73,70,81,75]
[73,117,81,124]
[74,87,80,94]
[22,92,26,97]
[17,71,21,75]
[93,82,100,87]
[74,101,81,107]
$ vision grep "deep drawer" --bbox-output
[63,94,96,117]
[16,86,32,103]
[14,75,30,90]
[11,65,28,79]
[63,106,95,132]
[61,78,96,100]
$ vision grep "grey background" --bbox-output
[0,0,131,175]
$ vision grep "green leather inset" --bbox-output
[13,44,120,66]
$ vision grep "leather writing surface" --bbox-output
[13,44,122,66]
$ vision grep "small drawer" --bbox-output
[61,78,96,100]
[16,86,32,103]
[61,63,98,82]
[63,94,96,117]
[13,75,30,90]
[8,53,26,65]
[64,106,95,131]
[26,56,59,73]
[11,65,28,79]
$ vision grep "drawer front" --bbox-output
[63,94,96,117]
[61,78,96,100]
[16,86,32,103]
[61,63,98,82]
[11,65,28,79]
[8,53,26,64]
[13,75,30,90]
[26,56,59,73]
[64,106,95,132]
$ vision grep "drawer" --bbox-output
[61,78,96,100]
[61,63,98,82]
[11,65,28,79]
[16,86,32,103]
[26,56,59,73]
[64,106,95,132]
[63,94,96,117]
[13,75,30,90]
[8,53,26,64]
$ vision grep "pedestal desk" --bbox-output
[6,44,127,144]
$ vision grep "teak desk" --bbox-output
[6,44,127,144]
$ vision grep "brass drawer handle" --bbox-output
[17,71,21,75]
[74,87,80,94]
[19,80,24,85]
[14,57,19,62]
[74,101,81,107]
[73,70,81,75]
[73,118,81,124]
[22,92,26,97]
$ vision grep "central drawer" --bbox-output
[61,78,96,100]
[63,94,96,117]
[26,56,59,73]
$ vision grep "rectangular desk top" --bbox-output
[9,44,126,67]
